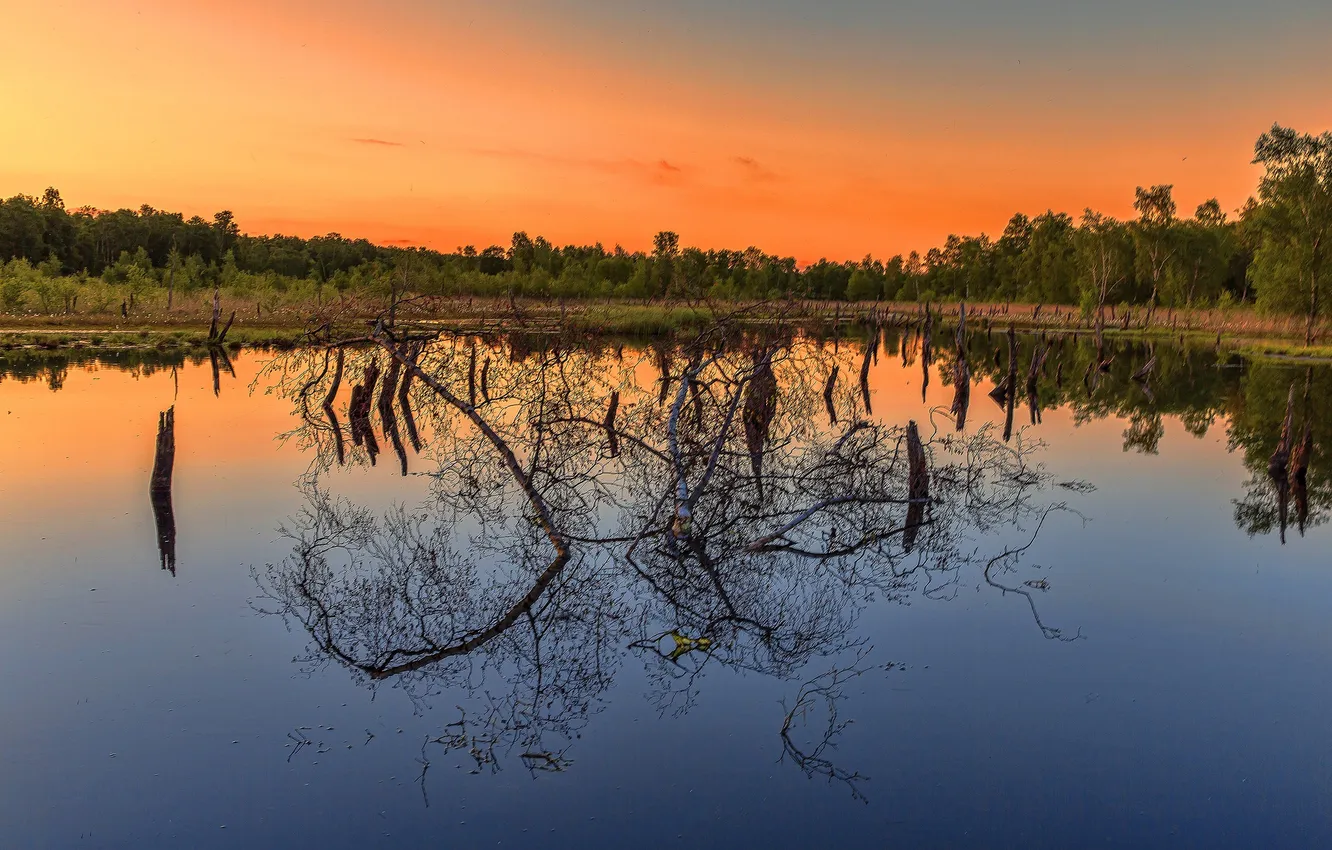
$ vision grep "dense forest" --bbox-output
[1,124,1328,337]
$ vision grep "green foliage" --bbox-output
[1073,210,1134,313]
[1246,124,1332,341]
[0,129,1326,319]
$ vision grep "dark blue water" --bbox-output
[1,336,1329,848]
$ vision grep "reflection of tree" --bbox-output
[1230,365,1327,540]
[256,317,1084,799]
[0,348,206,391]
[1122,410,1165,455]
[939,329,1328,536]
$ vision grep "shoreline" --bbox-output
[1,299,1330,363]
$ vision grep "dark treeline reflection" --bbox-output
[909,320,1328,539]
[1,347,240,396]
[254,323,1085,798]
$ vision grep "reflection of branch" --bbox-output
[779,650,891,804]
[983,506,1084,641]
[258,319,1089,783]
[747,495,923,553]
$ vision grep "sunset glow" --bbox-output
[4,0,1330,261]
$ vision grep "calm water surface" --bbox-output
[1,330,1330,848]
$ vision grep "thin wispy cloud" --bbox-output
[351,138,404,147]
[732,155,780,182]
[471,148,688,187]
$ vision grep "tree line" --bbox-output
[1,124,1327,336]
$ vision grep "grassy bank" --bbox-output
[2,296,1329,361]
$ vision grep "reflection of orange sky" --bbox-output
[0,360,289,495]
[0,342,1227,527]
[2,1,1330,262]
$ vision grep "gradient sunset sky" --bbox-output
[3,0,1330,262]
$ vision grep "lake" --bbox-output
[1,325,1329,848]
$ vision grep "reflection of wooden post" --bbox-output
[1131,355,1157,383]
[380,350,407,475]
[151,407,175,493]
[207,346,235,397]
[823,365,839,426]
[903,420,928,553]
[1294,420,1313,536]
[859,327,878,415]
[324,348,344,410]
[655,343,673,406]
[743,357,778,500]
[150,407,177,575]
[1026,340,1048,395]
[989,326,1019,436]
[349,363,381,465]
[209,348,222,396]
[1268,386,1296,479]
[398,345,422,453]
[921,304,933,368]
[604,391,621,457]
[323,348,347,466]
[1265,385,1298,545]
[951,303,969,430]
[468,342,477,407]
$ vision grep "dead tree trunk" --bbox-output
[208,284,221,340]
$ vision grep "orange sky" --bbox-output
[3,0,1330,262]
